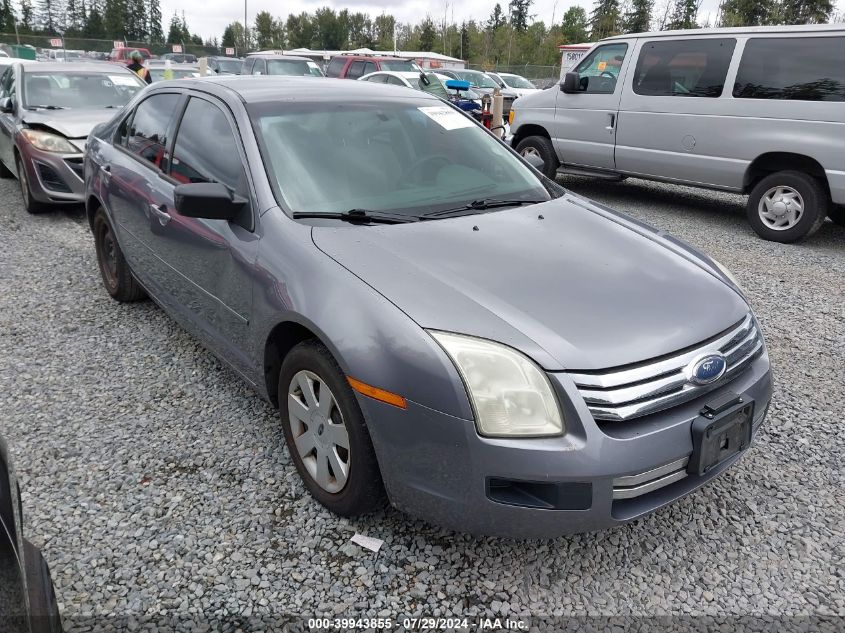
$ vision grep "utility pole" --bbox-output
[244,0,248,52]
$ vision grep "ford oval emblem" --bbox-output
[687,353,727,385]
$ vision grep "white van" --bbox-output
[511,25,845,242]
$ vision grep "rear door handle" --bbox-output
[149,203,171,227]
[606,113,616,131]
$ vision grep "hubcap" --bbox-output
[758,186,804,231]
[521,147,541,159]
[287,370,350,494]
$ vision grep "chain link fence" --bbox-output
[0,33,235,58]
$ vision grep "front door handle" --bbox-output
[100,164,111,180]
[149,203,171,227]
[606,113,616,131]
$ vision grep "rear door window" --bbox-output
[125,93,181,171]
[326,57,346,77]
[243,57,255,74]
[574,43,628,94]
[347,61,366,79]
[734,36,845,101]
[633,38,736,97]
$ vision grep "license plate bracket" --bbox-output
[688,396,754,476]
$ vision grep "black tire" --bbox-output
[515,135,559,179]
[92,208,145,302]
[747,170,828,243]
[828,205,845,227]
[23,540,62,633]
[278,340,387,517]
[16,155,49,214]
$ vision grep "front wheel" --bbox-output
[16,155,48,214]
[93,208,146,302]
[515,135,559,179]
[747,170,828,243]
[278,340,387,517]
[828,205,845,227]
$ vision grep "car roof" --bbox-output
[21,62,134,73]
[250,55,313,62]
[602,23,845,41]
[166,75,444,104]
[366,71,419,78]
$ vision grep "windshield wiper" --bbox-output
[27,105,66,110]
[422,198,546,218]
[292,208,419,224]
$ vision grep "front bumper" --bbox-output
[361,351,772,539]
[19,143,85,204]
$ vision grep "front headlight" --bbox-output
[21,129,78,153]
[429,331,563,438]
[711,257,747,298]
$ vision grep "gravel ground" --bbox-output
[1,174,843,629]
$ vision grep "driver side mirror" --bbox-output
[560,72,580,94]
[174,182,247,221]
[0,97,12,113]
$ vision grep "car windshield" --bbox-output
[455,71,498,89]
[266,59,324,76]
[380,60,421,72]
[216,58,241,73]
[250,101,551,218]
[503,74,536,89]
[23,72,145,108]
[148,68,200,81]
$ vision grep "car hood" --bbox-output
[312,195,749,371]
[22,108,118,139]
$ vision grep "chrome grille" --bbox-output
[568,314,763,422]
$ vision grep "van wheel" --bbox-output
[515,135,559,179]
[747,170,828,243]
[828,205,845,227]
[278,340,387,517]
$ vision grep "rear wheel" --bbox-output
[828,205,845,227]
[16,155,48,214]
[278,340,387,517]
[93,208,145,302]
[23,540,62,633]
[747,170,828,243]
[515,135,559,179]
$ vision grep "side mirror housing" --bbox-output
[174,182,247,221]
[560,72,580,94]
[0,97,12,113]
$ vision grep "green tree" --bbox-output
[487,3,506,29]
[65,0,87,35]
[221,21,246,48]
[373,13,395,50]
[37,0,59,33]
[83,6,106,38]
[0,0,15,33]
[624,0,653,32]
[313,7,345,49]
[419,16,436,50]
[718,0,775,25]
[104,0,128,40]
[460,21,471,58]
[590,0,622,39]
[561,6,590,42]
[666,0,698,28]
[19,0,35,33]
[253,10,282,48]
[148,0,164,42]
[167,12,183,42]
[285,12,314,48]
[780,0,834,23]
[509,0,533,32]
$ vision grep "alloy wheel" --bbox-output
[758,186,804,231]
[287,370,350,494]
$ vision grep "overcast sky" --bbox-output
[161,0,739,43]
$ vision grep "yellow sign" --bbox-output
[598,61,607,71]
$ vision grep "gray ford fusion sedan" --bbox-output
[83,77,772,538]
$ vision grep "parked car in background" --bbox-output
[243,54,324,76]
[0,434,63,632]
[108,47,152,63]
[83,76,770,538]
[205,56,242,75]
[487,71,540,97]
[326,54,421,79]
[146,61,201,82]
[160,52,198,64]
[359,70,482,103]
[46,50,84,63]
[0,62,145,212]
[510,24,845,242]
[438,68,519,114]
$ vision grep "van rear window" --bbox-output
[734,36,845,102]
[633,38,735,98]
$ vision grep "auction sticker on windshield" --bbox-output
[418,106,474,131]
[109,75,141,86]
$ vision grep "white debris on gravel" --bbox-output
[0,175,843,626]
